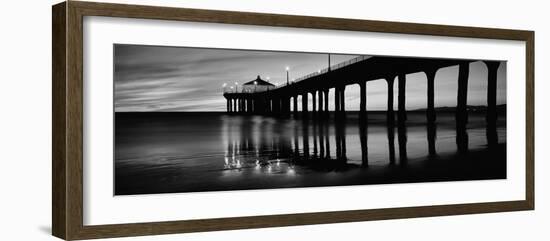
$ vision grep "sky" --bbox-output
[114,44,506,112]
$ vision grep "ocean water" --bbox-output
[114,112,506,195]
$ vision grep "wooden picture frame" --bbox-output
[52,1,534,240]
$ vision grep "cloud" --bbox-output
[114,44,506,112]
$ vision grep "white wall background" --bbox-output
[0,0,547,240]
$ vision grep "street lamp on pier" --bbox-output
[286,66,290,85]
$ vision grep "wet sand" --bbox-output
[114,111,506,195]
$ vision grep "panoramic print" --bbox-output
[113,44,506,195]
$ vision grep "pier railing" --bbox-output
[223,55,369,93]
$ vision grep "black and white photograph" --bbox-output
[114,44,506,195]
[1,0,545,240]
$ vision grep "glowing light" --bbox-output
[224,156,229,169]
[236,160,242,168]
[287,167,295,175]
[254,81,257,85]
[222,83,227,87]
[235,82,238,85]
[286,66,290,71]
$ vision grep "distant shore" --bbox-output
[115,104,506,114]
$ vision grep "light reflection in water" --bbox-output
[220,112,504,176]
[114,112,507,195]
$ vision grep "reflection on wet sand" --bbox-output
[359,114,368,167]
[427,120,437,157]
[222,111,501,175]
[114,112,506,195]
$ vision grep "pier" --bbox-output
[223,55,501,129]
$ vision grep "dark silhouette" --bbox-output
[427,120,437,157]
[387,122,396,165]
[359,116,369,167]
[397,119,408,165]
